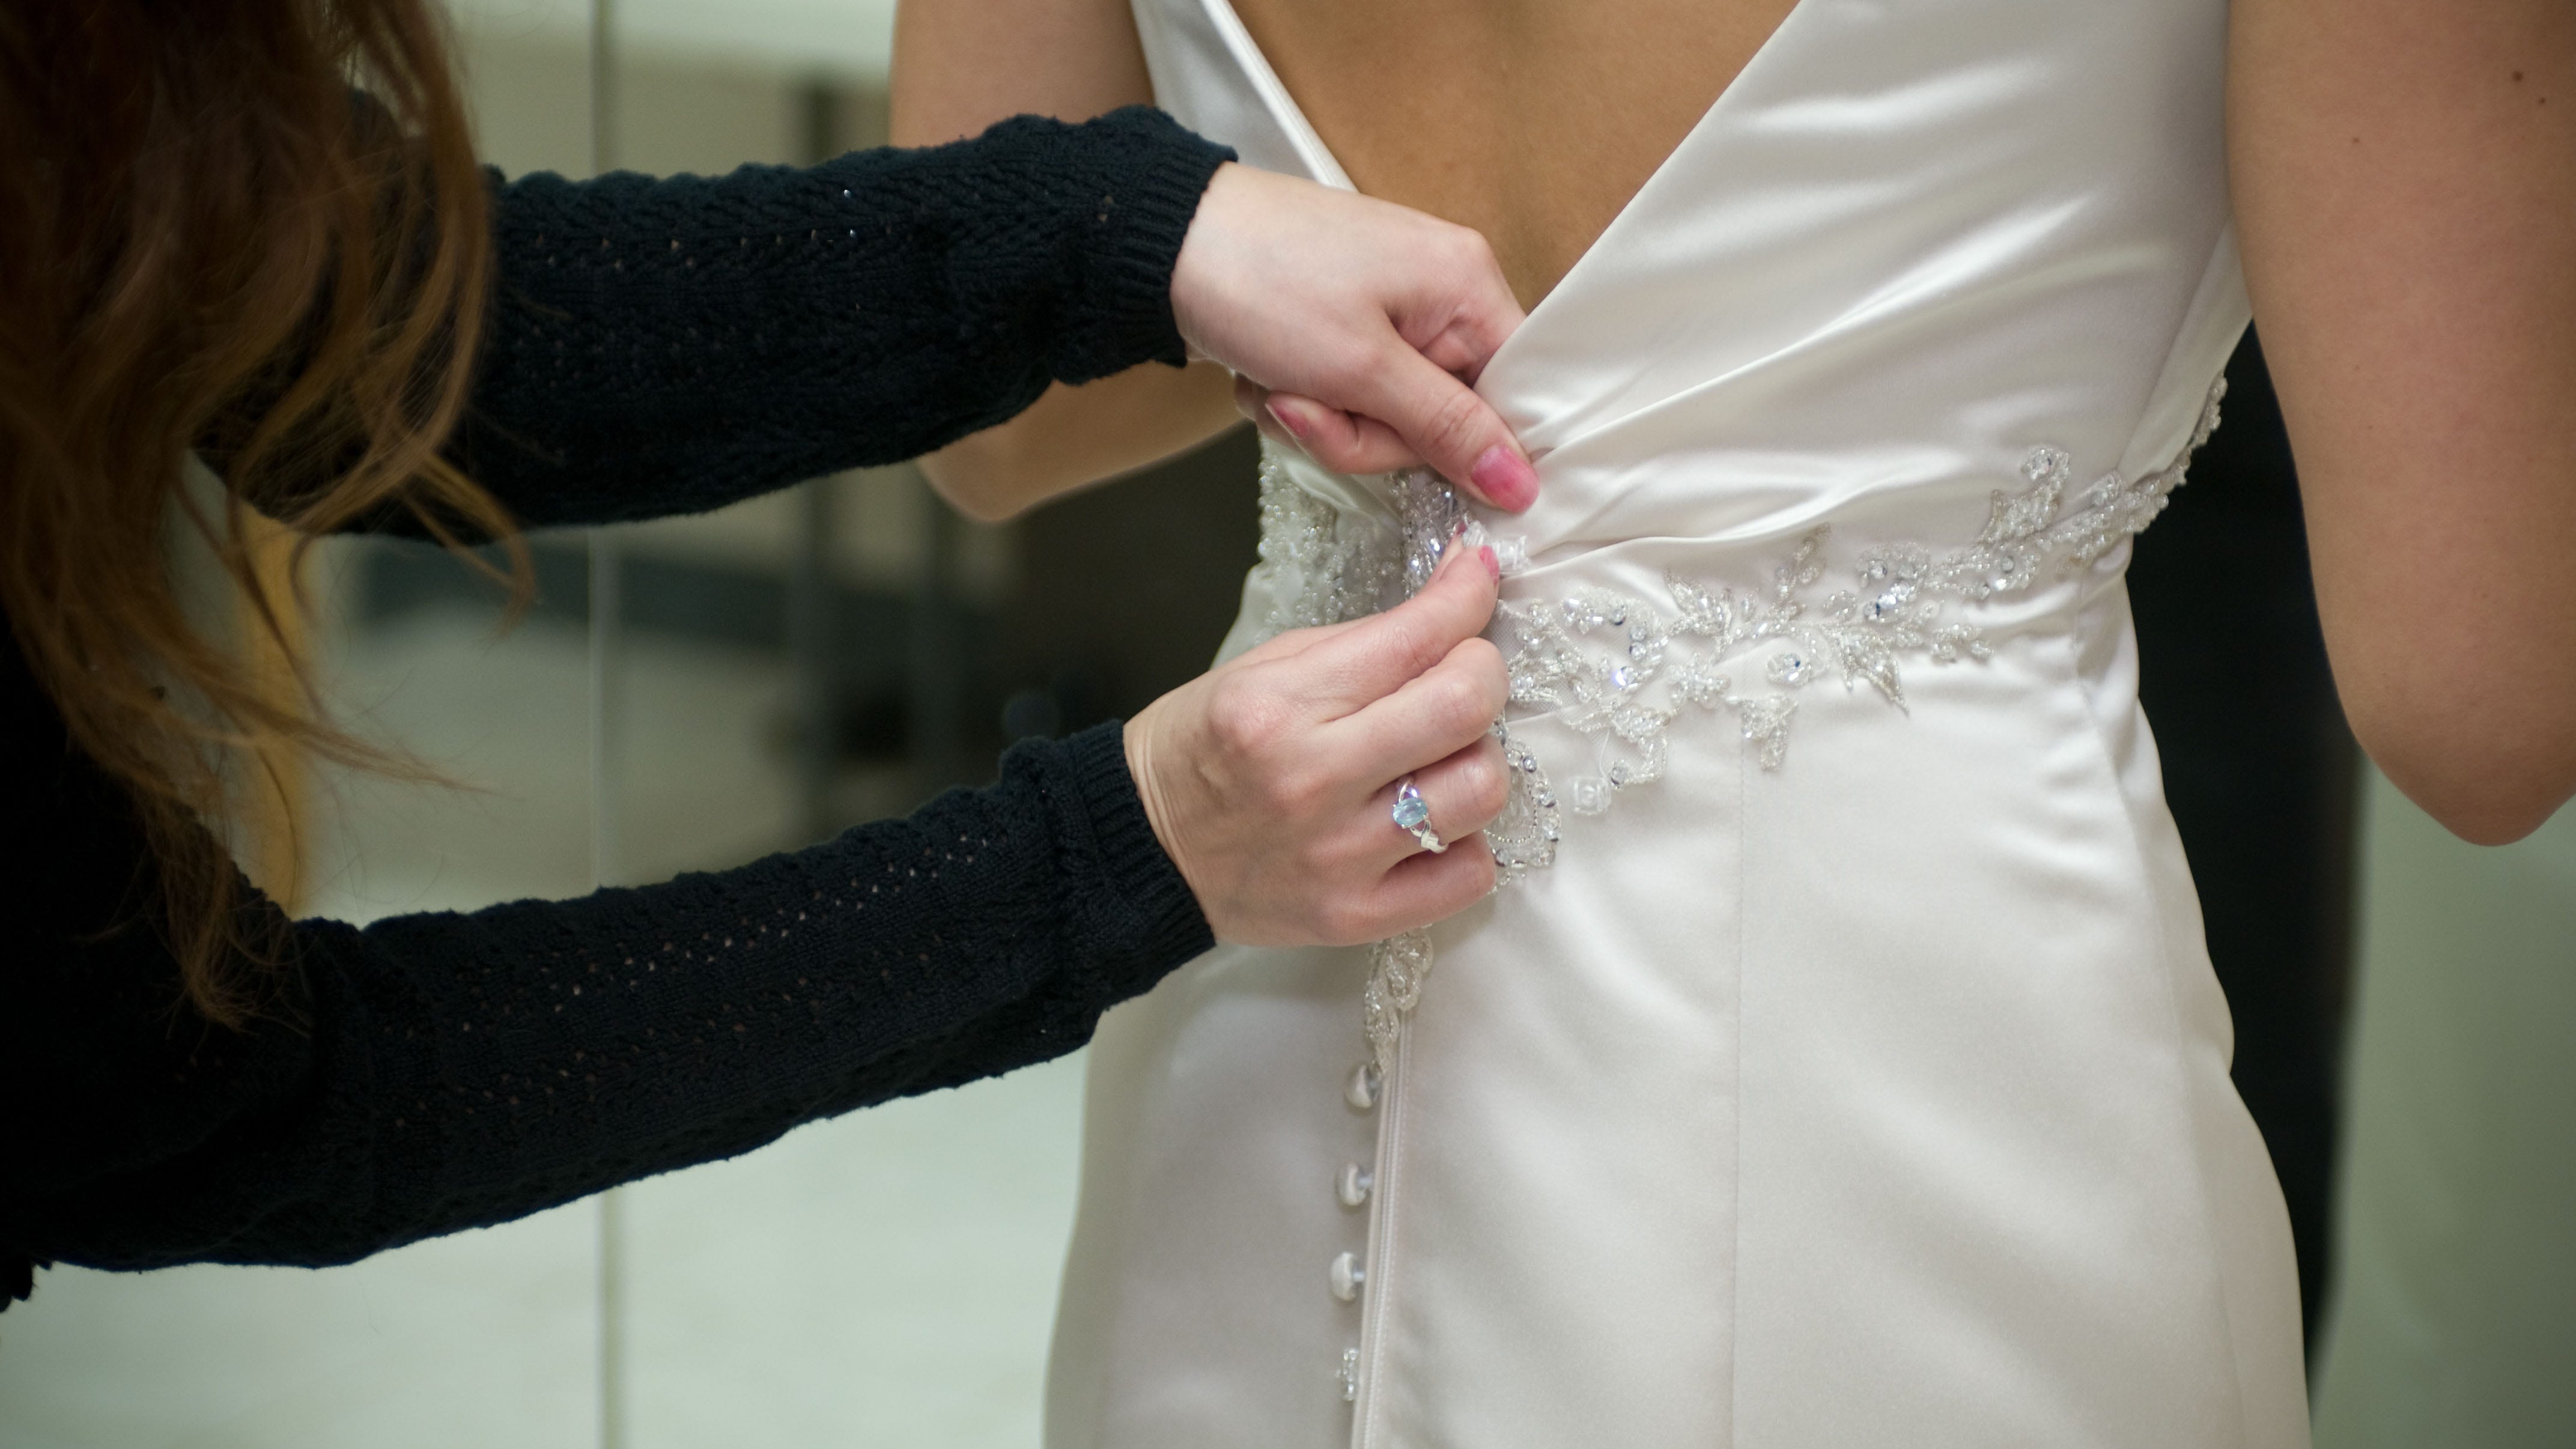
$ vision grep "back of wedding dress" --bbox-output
[1048,2,2310,1445]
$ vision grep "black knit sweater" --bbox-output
[0,108,1232,1307]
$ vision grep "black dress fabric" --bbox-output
[1,108,1232,1305]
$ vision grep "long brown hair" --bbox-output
[0,0,522,1024]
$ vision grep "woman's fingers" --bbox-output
[1247,374,1459,480]
[1235,374,1293,445]
[1263,393,1428,477]
[1365,733,1511,864]
[1345,843,1498,944]
[1333,339,1538,509]
[1255,369,1533,508]
[1170,164,1539,511]
[1330,633,1508,792]
[1122,536,1517,946]
[1298,732,1511,898]
[1293,542,1501,716]
[1408,300,1517,389]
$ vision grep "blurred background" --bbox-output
[0,1,2567,1444]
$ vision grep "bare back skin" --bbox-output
[891,0,1795,512]
[895,0,2576,842]
[1225,0,1798,309]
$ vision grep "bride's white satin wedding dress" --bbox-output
[1048,1,2309,1444]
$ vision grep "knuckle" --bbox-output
[1454,846,1498,899]
[1421,387,1484,456]
[1206,676,1292,759]
[1292,836,1334,883]
[1448,228,1499,279]
[1314,895,1375,947]
[1307,430,1369,474]
[1269,765,1331,820]
[1465,859,1499,905]
[1447,221,1496,265]
[1453,637,1508,698]
[1462,752,1510,821]
[1372,610,1442,678]
[1429,668,1493,735]
[1338,336,1395,391]
[1257,622,1331,656]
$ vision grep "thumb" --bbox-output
[1295,539,1502,714]
[1345,345,1539,511]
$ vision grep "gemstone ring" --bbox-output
[1391,777,1447,854]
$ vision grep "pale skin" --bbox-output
[1077,158,1539,943]
[896,0,2576,846]
[1130,542,1513,944]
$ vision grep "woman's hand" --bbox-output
[1170,163,1540,511]
[1126,541,1513,945]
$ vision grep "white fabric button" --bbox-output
[1337,1163,1373,1208]
[1329,1251,1367,1302]
[1345,1062,1381,1111]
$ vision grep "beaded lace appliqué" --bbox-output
[1250,463,1477,637]
[1253,464,1402,634]
[1501,381,2224,791]
[1249,464,1564,1066]
[1262,380,2226,1067]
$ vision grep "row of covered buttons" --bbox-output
[1333,1061,1382,1402]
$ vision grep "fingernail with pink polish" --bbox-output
[1266,399,1310,442]
[1470,445,1539,511]
[1478,544,1500,579]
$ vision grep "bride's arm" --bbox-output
[2231,0,2576,843]
[892,0,1242,521]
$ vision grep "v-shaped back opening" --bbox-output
[1195,0,1817,328]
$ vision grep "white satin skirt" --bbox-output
[1045,539,2309,1448]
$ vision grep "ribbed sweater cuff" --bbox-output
[1052,108,1236,383]
[1053,721,1214,983]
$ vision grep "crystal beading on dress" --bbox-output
[1249,458,1404,635]
[1266,378,2226,1069]
[1498,377,2226,788]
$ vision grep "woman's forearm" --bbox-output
[919,363,1243,521]
[445,108,1232,532]
[4,725,1208,1275]
[893,0,1247,520]
[5,470,1521,1290]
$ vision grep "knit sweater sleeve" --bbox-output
[445,106,1232,530]
[0,721,1211,1281]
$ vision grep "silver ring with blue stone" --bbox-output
[1391,777,1447,854]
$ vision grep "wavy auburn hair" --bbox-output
[0,0,523,1024]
